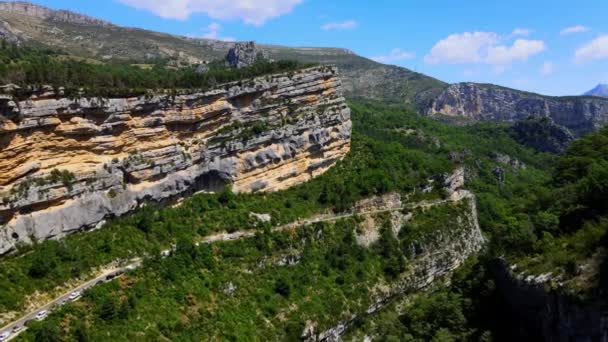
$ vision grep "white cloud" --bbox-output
[511,28,531,36]
[424,31,546,67]
[118,0,303,25]
[560,25,590,35]
[321,20,358,31]
[201,22,235,41]
[485,39,546,65]
[424,32,499,64]
[575,35,608,63]
[371,48,415,64]
[540,61,555,75]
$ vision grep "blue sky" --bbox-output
[30,0,608,96]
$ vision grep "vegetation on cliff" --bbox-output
[0,43,312,97]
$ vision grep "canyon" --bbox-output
[0,65,352,254]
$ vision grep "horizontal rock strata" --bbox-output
[0,65,351,254]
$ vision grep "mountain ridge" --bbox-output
[584,84,608,97]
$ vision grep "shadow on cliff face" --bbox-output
[195,170,228,193]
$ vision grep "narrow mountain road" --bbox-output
[0,191,471,341]
[0,259,141,341]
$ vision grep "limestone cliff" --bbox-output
[0,65,352,254]
[426,83,608,135]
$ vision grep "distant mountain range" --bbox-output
[1,1,608,135]
[584,84,608,97]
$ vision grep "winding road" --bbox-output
[0,259,141,341]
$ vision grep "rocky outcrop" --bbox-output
[0,1,114,27]
[584,84,608,98]
[493,261,608,342]
[0,65,351,254]
[225,41,269,69]
[426,83,608,136]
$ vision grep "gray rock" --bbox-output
[250,212,271,223]
[225,41,269,69]
[223,282,237,296]
[493,261,608,342]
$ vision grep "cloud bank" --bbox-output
[118,0,303,25]
[575,35,608,63]
[424,31,546,67]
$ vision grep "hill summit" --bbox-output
[584,84,608,97]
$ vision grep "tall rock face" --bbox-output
[426,83,608,136]
[0,66,352,254]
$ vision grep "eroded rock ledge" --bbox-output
[0,65,352,254]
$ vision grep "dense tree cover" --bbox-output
[345,119,608,341]
[508,117,574,153]
[19,219,398,340]
[351,101,556,258]
[0,43,312,97]
[513,127,608,286]
[345,257,499,342]
[19,199,475,341]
